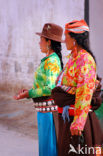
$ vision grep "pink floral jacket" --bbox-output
[58,49,96,131]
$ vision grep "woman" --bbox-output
[52,20,103,156]
[14,23,64,156]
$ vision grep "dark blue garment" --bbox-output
[37,112,57,156]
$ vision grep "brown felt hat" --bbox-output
[36,23,64,42]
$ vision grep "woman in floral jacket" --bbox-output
[14,23,64,156]
[52,20,103,156]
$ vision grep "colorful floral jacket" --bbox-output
[28,52,61,98]
[58,50,96,131]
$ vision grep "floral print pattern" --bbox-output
[28,52,61,98]
[58,50,96,131]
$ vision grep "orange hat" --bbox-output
[65,19,89,34]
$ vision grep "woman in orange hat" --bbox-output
[14,23,64,156]
[52,20,103,156]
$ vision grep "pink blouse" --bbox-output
[58,50,96,131]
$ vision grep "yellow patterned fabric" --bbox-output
[28,52,61,98]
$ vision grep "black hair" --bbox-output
[46,38,63,69]
[69,31,96,63]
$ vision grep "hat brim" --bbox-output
[36,32,65,43]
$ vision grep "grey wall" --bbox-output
[90,0,103,87]
[0,0,84,92]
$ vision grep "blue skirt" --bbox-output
[37,112,57,156]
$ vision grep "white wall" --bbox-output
[90,0,103,87]
[0,0,84,92]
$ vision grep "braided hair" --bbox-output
[46,38,63,69]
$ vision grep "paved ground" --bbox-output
[0,91,39,156]
[0,92,38,139]
[0,125,38,156]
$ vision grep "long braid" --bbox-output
[50,40,63,69]
[46,38,63,69]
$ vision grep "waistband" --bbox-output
[34,99,54,107]
[58,106,93,116]
[56,84,72,92]
[33,98,57,113]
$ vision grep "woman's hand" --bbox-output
[14,89,29,100]
[70,127,82,136]
[18,89,28,94]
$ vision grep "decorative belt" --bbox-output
[34,99,58,112]
[58,106,93,116]
[56,84,72,92]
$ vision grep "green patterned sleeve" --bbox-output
[28,86,51,98]
[28,57,61,98]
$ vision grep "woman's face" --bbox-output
[39,36,49,53]
[65,33,75,50]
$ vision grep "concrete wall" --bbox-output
[89,0,103,87]
[0,0,84,93]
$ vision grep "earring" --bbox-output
[47,45,51,51]
[72,41,77,58]
[46,45,51,56]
